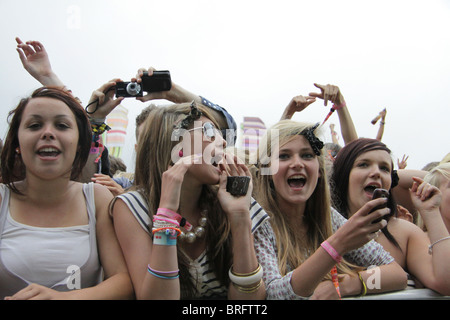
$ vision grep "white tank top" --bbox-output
[0,183,102,298]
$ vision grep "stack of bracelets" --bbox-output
[152,208,183,246]
[228,264,264,294]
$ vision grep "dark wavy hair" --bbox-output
[329,138,401,249]
[1,87,92,192]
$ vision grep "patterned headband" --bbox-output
[299,123,324,156]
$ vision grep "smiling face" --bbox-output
[270,135,321,212]
[347,149,393,216]
[18,97,79,180]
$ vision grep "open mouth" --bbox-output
[210,154,223,167]
[37,147,61,158]
[287,175,306,189]
[363,183,381,196]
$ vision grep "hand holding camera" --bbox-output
[115,69,171,98]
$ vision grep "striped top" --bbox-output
[115,191,269,299]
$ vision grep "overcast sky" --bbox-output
[1,0,449,172]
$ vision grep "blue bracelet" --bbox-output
[147,266,180,280]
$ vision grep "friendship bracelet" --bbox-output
[152,227,181,237]
[358,272,367,296]
[147,266,179,280]
[330,266,341,299]
[428,236,450,255]
[228,264,263,287]
[321,241,342,264]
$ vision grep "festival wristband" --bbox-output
[153,230,178,246]
[321,241,342,264]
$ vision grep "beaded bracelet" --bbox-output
[152,227,181,237]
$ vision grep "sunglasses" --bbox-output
[187,122,220,141]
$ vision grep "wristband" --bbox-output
[332,102,346,110]
[321,241,342,264]
[156,208,193,231]
[153,229,179,245]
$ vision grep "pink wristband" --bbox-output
[156,208,192,231]
[321,241,342,264]
[332,102,346,110]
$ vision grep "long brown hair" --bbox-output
[133,102,232,298]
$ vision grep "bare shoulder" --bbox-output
[92,183,114,219]
[388,217,428,245]
[389,217,423,234]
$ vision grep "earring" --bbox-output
[179,149,183,157]
[15,147,21,155]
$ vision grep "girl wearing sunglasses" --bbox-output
[111,102,269,299]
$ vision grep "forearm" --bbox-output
[35,71,65,87]
[290,248,338,297]
[140,244,180,300]
[164,82,202,104]
[422,210,450,294]
[336,106,358,144]
[358,262,407,295]
[228,217,265,300]
[61,272,134,300]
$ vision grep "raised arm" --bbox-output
[309,83,358,144]
[16,37,64,87]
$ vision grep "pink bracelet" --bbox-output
[156,208,193,231]
[321,241,342,264]
[153,216,180,227]
[332,102,346,110]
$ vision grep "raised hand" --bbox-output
[309,83,345,107]
[16,37,64,87]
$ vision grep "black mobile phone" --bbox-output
[369,188,389,223]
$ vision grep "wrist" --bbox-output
[340,274,363,297]
[325,234,346,257]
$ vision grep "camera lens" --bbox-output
[126,82,141,96]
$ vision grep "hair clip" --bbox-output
[300,123,324,156]
[176,101,203,130]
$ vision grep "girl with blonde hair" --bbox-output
[253,120,406,299]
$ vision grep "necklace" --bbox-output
[178,209,208,243]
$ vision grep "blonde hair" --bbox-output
[255,120,356,276]
[418,162,450,230]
